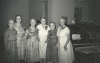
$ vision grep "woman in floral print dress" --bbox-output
[46,22,58,63]
[25,19,40,63]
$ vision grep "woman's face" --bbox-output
[30,19,36,27]
[60,19,65,26]
[41,18,46,25]
[8,20,14,28]
[16,16,21,23]
[50,23,55,30]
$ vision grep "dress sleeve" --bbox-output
[65,27,70,35]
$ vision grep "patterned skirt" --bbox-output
[26,39,39,63]
[17,37,26,60]
[4,40,19,63]
[46,40,58,63]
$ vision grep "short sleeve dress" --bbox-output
[57,26,74,63]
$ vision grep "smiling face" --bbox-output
[41,18,46,25]
[50,23,55,30]
[8,20,14,29]
[30,19,36,27]
[60,18,65,26]
[16,16,22,23]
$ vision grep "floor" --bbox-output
[74,51,100,63]
[0,36,100,63]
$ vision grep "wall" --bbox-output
[29,0,43,20]
[0,0,29,36]
[48,0,53,24]
[91,0,100,25]
[48,0,75,27]
[75,0,92,22]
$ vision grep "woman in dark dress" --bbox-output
[46,22,58,63]
[4,20,19,63]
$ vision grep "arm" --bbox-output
[45,31,50,43]
[56,27,60,47]
[4,30,9,49]
[14,23,17,31]
[65,27,70,45]
[36,25,39,30]
[57,27,59,37]
[36,29,40,41]
[24,29,29,39]
[64,27,70,51]
[65,32,70,46]
[48,25,50,31]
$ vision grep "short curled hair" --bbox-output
[15,15,22,22]
[50,21,56,28]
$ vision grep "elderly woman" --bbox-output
[4,20,19,63]
[37,18,50,63]
[14,15,25,60]
[46,22,58,63]
[25,19,40,63]
[57,18,74,63]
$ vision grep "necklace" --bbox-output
[30,26,35,32]
[61,25,66,29]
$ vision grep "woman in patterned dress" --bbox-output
[57,18,74,63]
[4,20,19,63]
[46,22,58,63]
[14,15,25,60]
[25,19,40,63]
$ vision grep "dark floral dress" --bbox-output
[46,29,58,63]
[4,28,19,63]
[25,28,40,63]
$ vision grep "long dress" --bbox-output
[57,26,74,63]
[37,24,50,58]
[15,23,25,60]
[46,29,58,63]
[25,28,40,63]
[4,28,19,63]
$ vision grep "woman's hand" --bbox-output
[45,40,48,43]
[56,43,58,48]
[64,44,67,51]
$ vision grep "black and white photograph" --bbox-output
[0,0,100,63]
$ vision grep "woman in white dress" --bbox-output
[37,18,50,63]
[57,18,74,63]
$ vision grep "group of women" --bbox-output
[4,15,74,63]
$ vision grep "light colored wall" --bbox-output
[48,0,75,27]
